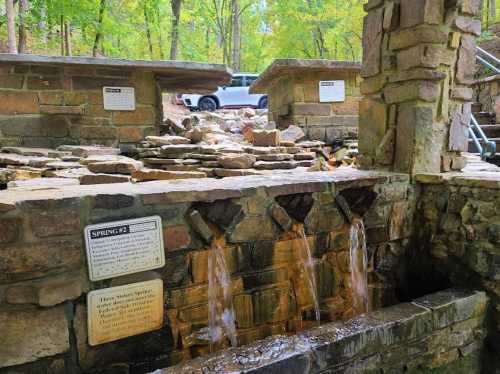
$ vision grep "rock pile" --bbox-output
[134,108,332,178]
[0,146,135,190]
[0,109,358,190]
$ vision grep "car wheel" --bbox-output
[198,97,217,112]
[258,96,268,109]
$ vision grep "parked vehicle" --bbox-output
[180,73,267,111]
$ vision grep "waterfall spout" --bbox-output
[295,225,321,324]
[208,239,238,350]
[349,218,369,314]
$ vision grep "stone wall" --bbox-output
[359,0,480,174]
[268,70,361,144]
[0,170,412,373]
[473,75,500,117]
[0,63,159,148]
[414,174,500,370]
[163,289,489,374]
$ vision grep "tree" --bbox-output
[64,19,72,55]
[93,0,106,57]
[170,0,182,60]
[18,0,29,53]
[144,2,154,58]
[5,0,17,53]
[231,0,241,71]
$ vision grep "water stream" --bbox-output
[295,225,321,324]
[349,218,369,314]
[208,238,238,350]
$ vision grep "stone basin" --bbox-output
[153,289,487,373]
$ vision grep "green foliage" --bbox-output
[2,0,364,72]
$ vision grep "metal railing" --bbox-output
[469,47,499,159]
[469,113,496,159]
[476,47,500,74]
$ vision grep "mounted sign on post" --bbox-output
[84,216,165,281]
[319,80,345,103]
[103,86,136,111]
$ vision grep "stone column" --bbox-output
[358,0,481,175]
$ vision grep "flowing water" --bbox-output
[349,218,369,314]
[296,225,321,324]
[208,239,238,350]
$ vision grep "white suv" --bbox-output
[180,73,267,111]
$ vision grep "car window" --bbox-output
[245,76,258,87]
[230,76,244,87]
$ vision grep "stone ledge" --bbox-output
[250,59,361,93]
[0,169,408,208]
[416,172,500,189]
[0,53,232,93]
[157,288,487,373]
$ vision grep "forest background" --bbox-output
[0,0,499,74]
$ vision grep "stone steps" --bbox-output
[480,124,500,138]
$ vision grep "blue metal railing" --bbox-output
[476,47,500,74]
[469,113,496,159]
[470,47,499,159]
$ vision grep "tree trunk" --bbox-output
[18,0,28,53]
[490,0,497,21]
[60,15,65,55]
[144,4,154,58]
[155,3,165,59]
[93,0,106,57]
[5,0,17,53]
[39,0,48,43]
[231,0,241,72]
[170,0,182,60]
[64,21,72,56]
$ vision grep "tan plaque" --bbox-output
[87,280,164,346]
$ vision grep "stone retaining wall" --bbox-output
[415,173,500,370]
[0,63,159,148]
[161,289,489,374]
[0,170,413,373]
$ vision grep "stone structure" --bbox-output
[0,169,413,373]
[0,54,231,148]
[473,74,500,118]
[250,59,362,144]
[359,0,481,174]
[163,289,489,374]
[2,1,500,374]
[413,171,500,371]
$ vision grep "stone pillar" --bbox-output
[358,0,481,175]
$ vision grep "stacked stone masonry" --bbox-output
[164,289,489,374]
[415,172,500,371]
[268,71,362,144]
[250,60,362,144]
[0,63,159,148]
[359,0,481,174]
[0,170,414,373]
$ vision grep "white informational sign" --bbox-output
[103,86,136,111]
[87,280,164,346]
[319,80,346,103]
[84,216,165,281]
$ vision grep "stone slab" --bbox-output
[0,53,231,93]
[0,305,69,367]
[84,216,165,281]
[250,59,361,93]
[87,280,164,346]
